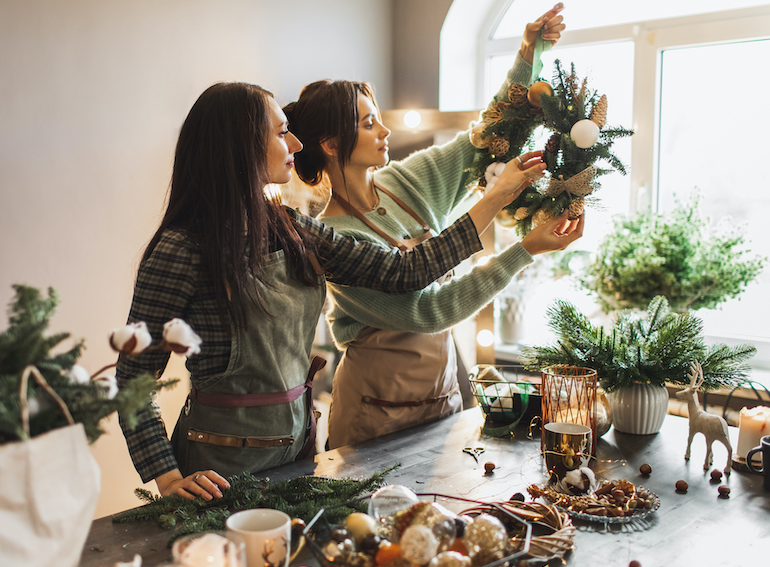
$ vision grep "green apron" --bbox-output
[171,249,325,477]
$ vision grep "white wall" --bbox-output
[0,0,392,519]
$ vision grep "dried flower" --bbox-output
[110,322,152,354]
[163,318,202,356]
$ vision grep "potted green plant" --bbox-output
[520,296,756,434]
[579,196,766,313]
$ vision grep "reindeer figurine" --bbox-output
[675,360,732,476]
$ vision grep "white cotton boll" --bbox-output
[27,396,42,417]
[484,162,499,183]
[95,375,119,399]
[109,322,152,354]
[486,178,497,191]
[560,466,596,495]
[65,364,92,385]
[493,162,506,177]
[163,318,202,356]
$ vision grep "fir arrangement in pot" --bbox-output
[0,285,186,567]
[578,196,766,314]
[520,296,756,435]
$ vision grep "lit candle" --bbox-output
[736,406,770,463]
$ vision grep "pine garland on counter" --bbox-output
[112,464,401,544]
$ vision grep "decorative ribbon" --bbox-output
[530,26,553,84]
[545,166,598,198]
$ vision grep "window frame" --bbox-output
[465,3,770,368]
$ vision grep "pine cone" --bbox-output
[532,209,554,227]
[508,83,528,107]
[489,136,510,158]
[590,94,608,128]
[568,197,585,220]
[545,133,561,154]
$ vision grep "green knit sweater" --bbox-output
[323,53,536,348]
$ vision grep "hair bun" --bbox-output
[282,102,296,122]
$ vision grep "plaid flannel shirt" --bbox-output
[117,209,481,482]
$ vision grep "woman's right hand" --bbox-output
[521,210,585,255]
[485,151,547,207]
[155,468,230,501]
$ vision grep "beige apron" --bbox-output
[326,186,462,449]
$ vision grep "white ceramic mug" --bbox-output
[225,509,304,567]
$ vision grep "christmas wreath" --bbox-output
[468,59,634,236]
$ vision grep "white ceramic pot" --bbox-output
[606,383,669,435]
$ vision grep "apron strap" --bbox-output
[331,183,436,252]
[297,356,326,459]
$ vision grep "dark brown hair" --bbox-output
[283,79,377,186]
[143,82,319,324]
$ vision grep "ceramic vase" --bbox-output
[606,383,668,435]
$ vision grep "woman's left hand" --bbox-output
[520,3,566,63]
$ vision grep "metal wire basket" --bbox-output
[469,364,542,426]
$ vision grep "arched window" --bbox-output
[442,1,770,371]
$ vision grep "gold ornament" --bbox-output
[469,124,491,149]
[488,136,510,157]
[589,94,608,128]
[527,81,554,107]
[508,83,528,107]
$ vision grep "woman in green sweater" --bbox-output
[285,4,581,449]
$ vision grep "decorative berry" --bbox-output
[718,485,731,498]
[639,464,652,476]
[510,492,525,502]
[629,561,642,567]
[675,480,688,493]
[484,462,496,474]
[710,469,723,482]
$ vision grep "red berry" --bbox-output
[639,464,652,476]
[675,480,688,492]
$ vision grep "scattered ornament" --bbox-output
[427,551,472,567]
[375,542,402,566]
[675,480,689,493]
[527,81,553,107]
[484,462,496,474]
[463,514,508,559]
[400,525,439,566]
[509,492,525,502]
[629,561,642,567]
[710,469,723,482]
[639,463,652,476]
[718,485,731,498]
[345,512,378,546]
[368,485,420,520]
[569,119,600,148]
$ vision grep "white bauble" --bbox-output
[570,119,600,148]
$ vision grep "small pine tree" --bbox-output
[521,296,755,393]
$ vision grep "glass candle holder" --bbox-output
[541,365,598,455]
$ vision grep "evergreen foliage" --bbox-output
[580,196,767,313]
[521,296,755,393]
[0,284,176,444]
[112,465,401,545]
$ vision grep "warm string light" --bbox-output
[476,329,495,347]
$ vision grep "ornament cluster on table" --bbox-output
[316,485,573,567]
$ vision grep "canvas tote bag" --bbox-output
[0,366,100,567]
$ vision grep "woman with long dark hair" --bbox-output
[285,5,581,449]
[117,82,540,500]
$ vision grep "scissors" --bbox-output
[463,446,485,463]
